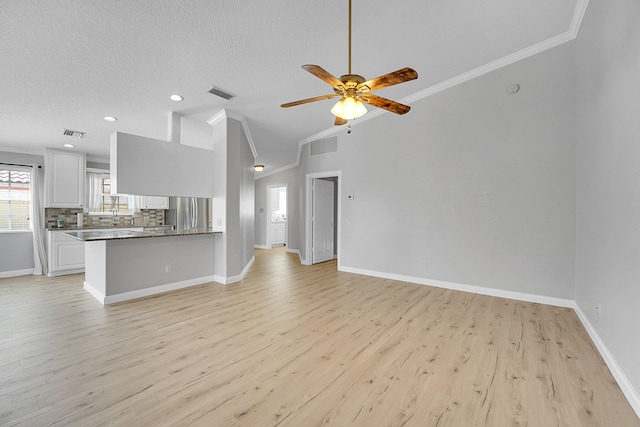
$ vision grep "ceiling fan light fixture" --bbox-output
[280,0,417,124]
[331,96,367,120]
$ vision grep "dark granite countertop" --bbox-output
[64,228,219,242]
[46,225,175,231]
[47,225,141,231]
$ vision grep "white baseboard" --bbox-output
[84,275,217,305]
[286,248,309,265]
[48,268,84,277]
[338,264,640,417]
[83,281,106,304]
[0,268,35,278]
[213,255,256,285]
[254,244,269,250]
[297,251,310,265]
[338,265,574,308]
[573,304,640,418]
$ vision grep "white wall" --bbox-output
[298,41,577,299]
[180,116,213,150]
[102,235,215,296]
[212,115,255,282]
[226,118,255,278]
[575,0,640,402]
[110,132,214,197]
[0,231,35,275]
[0,151,44,275]
[212,118,228,276]
[254,166,300,251]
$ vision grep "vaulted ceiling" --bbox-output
[1,0,583,170]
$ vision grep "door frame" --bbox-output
[305,171,341,267]
[266,183,288,248]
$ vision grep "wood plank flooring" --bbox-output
[1,247,638,426]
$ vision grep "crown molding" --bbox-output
[254,161,298,180]
[0,144,45,156]
[570,0,590,36]
[206,110,227,127]
[295,0,589,166]
[86,154,110,164]
[207,109,258,159]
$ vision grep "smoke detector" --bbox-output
[506,84,520,94]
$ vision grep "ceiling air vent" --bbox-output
[63,129,86,138]
[311,137,338,156]
[207,86,235,100]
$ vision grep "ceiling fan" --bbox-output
[281,0,418,126]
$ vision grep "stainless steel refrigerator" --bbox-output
[166,197,212,231]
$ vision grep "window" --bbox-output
[0,167,31,231]
[86,171,131,215]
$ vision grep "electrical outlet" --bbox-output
[595,304,602,317]
[422,260,428,270]
[165,264,172,274]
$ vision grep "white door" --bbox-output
[312,178,335,264]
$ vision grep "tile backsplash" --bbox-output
[45,208,165,229]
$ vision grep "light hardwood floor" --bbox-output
[1,248,638,426]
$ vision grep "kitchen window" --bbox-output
[0,167,31,231]
[86,170,131,215]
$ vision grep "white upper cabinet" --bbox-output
[45,148,86,208]
[142,196,169,210]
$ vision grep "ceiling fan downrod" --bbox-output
[348,0,352,75]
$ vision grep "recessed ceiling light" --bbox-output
[170,94,184,102]
[63,143,75,148]
[104,116,117,122]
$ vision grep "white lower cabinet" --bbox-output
[46,228,142,276]
[271,222,286,246]
[47,231,85,276]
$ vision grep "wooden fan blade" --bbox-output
[302,64,344,88]
[357,67,418,92]
[281,93,338,108]
[334,117,348,126]
[361,94,411,115]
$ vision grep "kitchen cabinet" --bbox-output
[47,228,141,276]
[47,230,86,276]
[272,222,285,246]
[45,148,86,208]
[141,196,169,209]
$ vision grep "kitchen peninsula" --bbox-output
[66,228,220,305]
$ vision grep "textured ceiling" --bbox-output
[0,0,579,170]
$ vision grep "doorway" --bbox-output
[305,171,341,266]
[266,184,287,248]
